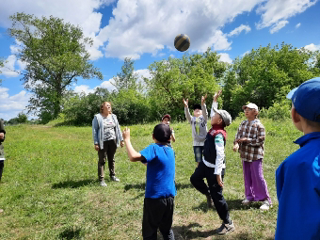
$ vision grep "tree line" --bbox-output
[2,13,320,125]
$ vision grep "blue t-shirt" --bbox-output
[140,143,176,199]
[275,132,320,240]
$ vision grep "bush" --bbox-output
[259,100,291,120]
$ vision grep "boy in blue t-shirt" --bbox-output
[275,77,320,240]
[123,123,176,240]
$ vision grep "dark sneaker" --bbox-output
[100,181,107,187]
[215,222,235,235]
[206,194,214,208]
[111,176,120,182]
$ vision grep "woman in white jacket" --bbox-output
[92,102,124,187]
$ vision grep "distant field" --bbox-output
[0,118,301,239]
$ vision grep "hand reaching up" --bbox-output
[183,98,189,107]
[213,90,222,102]
[201,94,207,105]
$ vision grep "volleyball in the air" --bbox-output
[174,34,190,52]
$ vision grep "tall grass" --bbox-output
[0,118,302,239]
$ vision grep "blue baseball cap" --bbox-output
[287,77,320,122]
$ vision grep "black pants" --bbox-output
[98,140,117,180]
[0,160,3,181]
[142,197,175,240]
[190,161,230,224]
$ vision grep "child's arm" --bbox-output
[201,94,208,121]
[211,90,221,117]
[214,133,225,187]
[122,128,145,162]
[183,98,192,124]
[171,129,176,142]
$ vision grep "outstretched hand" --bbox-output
[201,94,207,105]
[183,98,189,107]
[122,127,130,141]
[213,90,222,102]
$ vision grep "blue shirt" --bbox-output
[140,143,176,199]
[275,132,320,240]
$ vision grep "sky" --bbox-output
[0,0,320,120]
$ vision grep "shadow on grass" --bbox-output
[192,199,262,213]
[175,182,194,190]
[171,224,274,240]
[52,179,96,189]
[192,202,211,213]
[124,182,146,191]
[58,227,83,239]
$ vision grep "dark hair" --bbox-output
[193,104,201,110]
[153,123,171,143]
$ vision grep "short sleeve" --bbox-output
[140,144,156,163]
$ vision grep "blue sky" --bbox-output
[0,0,320,120]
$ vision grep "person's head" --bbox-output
[161,114,171,125]
[242,103,259,120]
[193,104,202,117]
[287,77,320,133]
[152,123,172,143]
[100,101,112,115]
[211,108,232,128]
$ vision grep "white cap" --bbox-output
[242,103,258,111]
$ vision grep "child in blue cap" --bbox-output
[275,77,320,240]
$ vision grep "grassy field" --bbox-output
[0,117,302,240]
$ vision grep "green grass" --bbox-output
[0,118,302,239]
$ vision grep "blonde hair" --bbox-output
[100,101,112,114]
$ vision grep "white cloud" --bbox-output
[218,53,233,64]
[0,0,115,61]
[0,87,31,120]
[74,85,96,94]
[304,43,320,52]
[270,20,289,34]
[0,40,26,78]
[295,22,301,28]
[241,50,251,57]
[228,24,251,37]
[0,55,20,77]
[256,0,317,33]
[97,0,265,59]
[100,79,117,91]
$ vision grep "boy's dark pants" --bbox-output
[98,140,117,181]
[190,161,230,224]
[142,197,175,240]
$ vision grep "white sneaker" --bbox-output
[260,200,272,210]
[100,181,107,187]
[242,199,251,205]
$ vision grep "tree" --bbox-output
[112,57,139,91]
[146,49,226,120]
[8,13,103,123]
[223,43,316,117]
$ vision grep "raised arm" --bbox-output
[201,94,208,121]
[183,98,192,123]
[122,127,144,162]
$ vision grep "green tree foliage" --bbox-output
[8,12,103,123]
[62,88,109,126]
[223,43,316,117]
[112,57,140,91]
[111,89,150,124]
[146,49,226,120]
[7,112,28,125]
